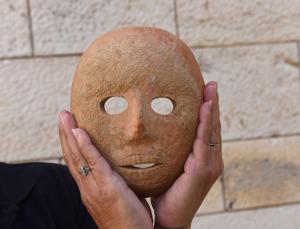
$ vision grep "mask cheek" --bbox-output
[102,113,126,133]
[163,121,195,162]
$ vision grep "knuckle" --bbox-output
[78,141,93,155]
[211,132,221,142]
[87,158,97,167]
[72,154,81,165]
[212,126,221,137]
[194,135,207,145]
[202,138,211,146]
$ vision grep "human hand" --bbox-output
[151,81,223,229]
[58,111,153,229]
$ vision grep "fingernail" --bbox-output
[210,82,218,95]
[208,100,213,112]
[208,81,217,88]
[72,128,79,139]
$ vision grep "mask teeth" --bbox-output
[131,163,156,169]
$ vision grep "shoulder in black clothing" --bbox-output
[0,162,97,229]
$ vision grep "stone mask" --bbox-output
[71,27,204,197]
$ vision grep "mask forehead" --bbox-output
[74,27,202,100]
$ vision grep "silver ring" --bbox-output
[209,143,220,147]
[79,165,90,176]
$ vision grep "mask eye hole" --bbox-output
[101,96,128,115]
[151,97,174,115]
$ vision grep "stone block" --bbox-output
[0,57,79,162]
[196,178,224,214]
[193,43,300,140]
[0,0,31,57]
[192,204,300,229]
[30,0,176,55]
[223,136,300,210]
[177,0,300,47]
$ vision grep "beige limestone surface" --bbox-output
[0,0,31,57]
[193,44,300,140]
[192,203,300,229]
[0,57,78,162]
[177,0,300,47]
[196,178,224,215]
[30,0,176,55]
[223,136,300,210]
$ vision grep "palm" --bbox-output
[110,172,154,224]
[152,154,210,227]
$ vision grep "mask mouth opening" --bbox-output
[120,163,158,169]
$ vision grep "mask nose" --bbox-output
[126,101,146,141]
[129,116,145,140]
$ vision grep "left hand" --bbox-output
[58,111,153,229]
[151,81,223,228]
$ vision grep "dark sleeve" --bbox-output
[0,162,98,229]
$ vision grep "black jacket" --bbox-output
[0,162,98,229]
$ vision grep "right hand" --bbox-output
[151,81,223,228]
[58,110,153,229]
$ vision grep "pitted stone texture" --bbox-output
[0,57,79,162]
[196,178,224,214]
[192,204,300,229]
[30,0,176,55]
[193,44,300,140]
[223,136,300,210]
[177,0,300,47]
[0,0,31,57]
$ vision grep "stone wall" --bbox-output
[1,0,300,228]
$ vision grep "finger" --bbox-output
[204,83,222,168]
[71,128,115,182]
[204,82,221,145]
[58,120,82,183]
[59,111,92,184]
[192,100,213,164]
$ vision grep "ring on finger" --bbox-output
[209,143,220,148]
[79,165,91,176]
